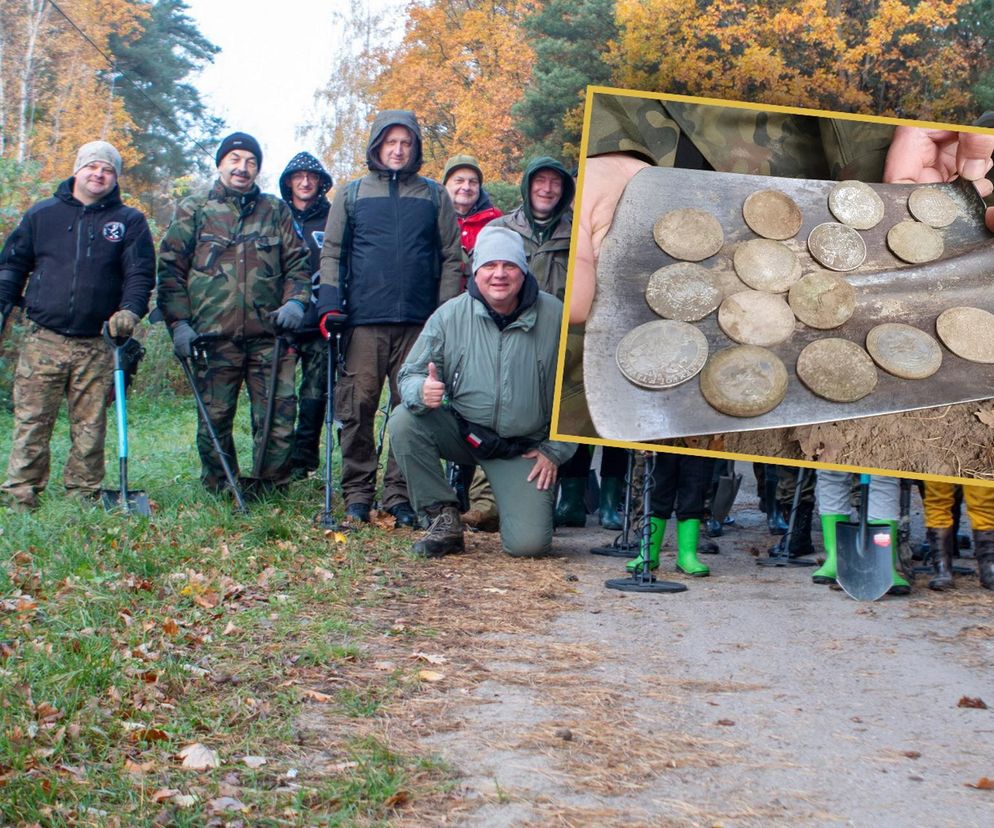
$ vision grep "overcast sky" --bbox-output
[184,0,394,190]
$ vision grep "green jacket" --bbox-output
[157,180,311,339]
[398,287,576,467]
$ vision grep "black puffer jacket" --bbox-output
[0,178,155,336]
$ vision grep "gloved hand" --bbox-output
[171,320,198,359]
[108,308,140,338]
[273,299,305,331]
[319,310,348,339]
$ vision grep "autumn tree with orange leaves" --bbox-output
[609,0,991,122]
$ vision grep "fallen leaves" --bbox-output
[966,777,994,790]
[958,696,988,709]
[242,755,267,769]
[302,689,333,703]
[417,670,445,683]
[176,743,220,770]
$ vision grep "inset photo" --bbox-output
[555,86,994,484]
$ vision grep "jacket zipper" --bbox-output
[68,209,84,332]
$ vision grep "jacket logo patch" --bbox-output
[311,230,325,248]
[102,221,125,242]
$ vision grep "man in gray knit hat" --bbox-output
[0,140,155,510]
[389,225,575,558]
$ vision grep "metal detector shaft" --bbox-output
[178,353,247,513]
[320,333,338,529]
[252,333,286,480]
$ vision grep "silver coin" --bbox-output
[718,290,795,347]
[742,189,803,240]
[827,180,885,230]
[616,319,709,389]
[645,262,722,322]
[732,238,802,293]
[787,272,856,330]
[653,208,724,261]
[700,345,788,417]
[908,187,958,228]
[865,323,942,379]
[935,307,994,363]
[886,220,944,264]
[796,339,877,402]
[807,222,866,271]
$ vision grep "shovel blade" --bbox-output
[100,488,152,517]
[711,473,743,524]
[836,521,893,601]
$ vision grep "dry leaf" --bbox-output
[313,567,335,582]
[482,587,508,594]
[242,755,267,769]
[222,622,238,635]
[412,652,447,665]
[384,790,409,808]
[958,696,988,709]
[129,727,169,743]
[418,670,445,683]
[975,410,994,428]
[177,743,220,770]
[151,788,179,803]
[208,796,247,812]
[173,794,197,808]
[716,719,736,726]
[966,777,994,789]
[323,530,348,544]
[303,689,332,703]
[162,618,179,636]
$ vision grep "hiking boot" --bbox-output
[412,503,464,558]
[927,526,955,591]
[387,501,418,529]
[461,508,499,533]
[345,502,371,523]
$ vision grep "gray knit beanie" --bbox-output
[472,226,529,275]
[73,141,122,177]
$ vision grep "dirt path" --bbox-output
[400,488,994,827]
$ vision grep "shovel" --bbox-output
[100,323,151,516]
[836,474,894,601]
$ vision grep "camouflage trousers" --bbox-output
[191,337,296,487]
[2,325,112,507]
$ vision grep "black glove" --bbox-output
[171,320,198,359]
[273,299,305,332]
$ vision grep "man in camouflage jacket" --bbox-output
[158,132,311,493]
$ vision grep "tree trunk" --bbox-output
[16,0,49,163]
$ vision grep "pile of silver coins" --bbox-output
[615,181,994,418]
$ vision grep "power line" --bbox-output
[46,0,216,163]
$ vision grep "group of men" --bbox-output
[0,110,579,559]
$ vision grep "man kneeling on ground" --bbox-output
[389,226,576,557]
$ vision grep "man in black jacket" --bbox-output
[0,141,155,510]
[279,151,333,479]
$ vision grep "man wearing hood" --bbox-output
[0,140,155,510]
[279,152,334,479]
[317,110,461,527]
[158,132,311,495]
[389,225,576,558]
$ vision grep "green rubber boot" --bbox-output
[598,476,624,530]
[626,516,665,573]
[812,513,848,584]
[554,478,587,527]
[876,520,911,596]
[676,519,710,577]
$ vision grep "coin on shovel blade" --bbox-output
[827,180,885,230]
[653,208,724,261]
[887,220,944,264]
[935,307,994,363]
[807,222,866,271]
[733,238,802,293]
[645,262,722,321]
[796,339,877,402]
[718,290,795,347]
[908,186,958,228]
[616,319,709,389]
[865,323,942,379]
[788,271,856,330]
[742,189,803,240]
[700,345,788,417]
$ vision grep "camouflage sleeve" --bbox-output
[317,186,348,316]
[275,200,311,305]
[397,313,446,414]
[585,92,680,165]
[118,211,155,318]
[156,197,199,324]
[0,210,35,306]
[435,186,463,304]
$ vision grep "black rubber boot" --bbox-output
[785,499,815,558]
[412,503,464,558]
[597,476,624,530]
[290,398,324,478]
[765,476,787,534]
[974,529,994,590]
[927,526,955,591]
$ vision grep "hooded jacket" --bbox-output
[456,188,502,255]
[317,110,462,326]
[279,152,333,330]
[0,178,155,337]
[490,157,575,301]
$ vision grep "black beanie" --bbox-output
[216,132,262,168]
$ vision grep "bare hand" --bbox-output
[523,448,557,491]
[571,153,651,325]
[884,126,994,230]
[422,361,446,409]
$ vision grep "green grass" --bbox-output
[0,367,451,825]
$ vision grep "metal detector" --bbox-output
[758,467,817,568]
[605,451,687,594]
[317,332,339,529]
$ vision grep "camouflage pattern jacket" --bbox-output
[157,180,311,339]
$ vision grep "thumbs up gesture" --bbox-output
[422,361,446,409]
